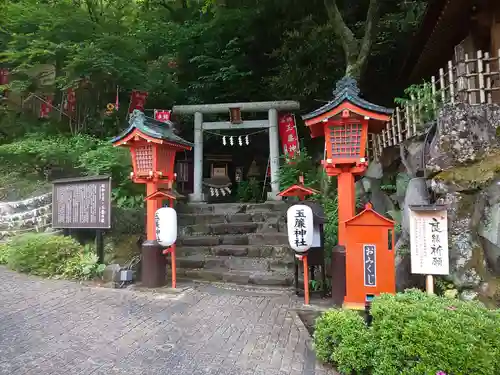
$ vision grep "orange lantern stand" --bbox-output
[279,175,320,305]
[301,77,395,307]
[344,203,395,309]
[111,110,193,288]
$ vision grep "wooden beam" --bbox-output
[173,101,300,114]
[202,120,269,130]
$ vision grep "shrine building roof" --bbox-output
[111,109,193,148]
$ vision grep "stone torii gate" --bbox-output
[172,101,300,202]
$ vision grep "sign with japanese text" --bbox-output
[278,113,299,159]
[286,204,313,253]
[154,110,171,123]
[128,90,148,113]
[363,244,377,286]
[0,68,8,85]
[409,206,449,275]
[39,96,53,118]
[64,88,76,115]
[52,176,111,229]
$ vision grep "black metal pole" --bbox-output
[95,230,104,264]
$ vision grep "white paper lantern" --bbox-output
[155,207,177,247]
[286,204,314,253]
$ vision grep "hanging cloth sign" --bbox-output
[154,110,172,123]
[278,113,299,159]
[63,88,76,115]
[39,96,53,118]
[128,90,148,113]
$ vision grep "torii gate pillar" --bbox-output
[173,101,300,202]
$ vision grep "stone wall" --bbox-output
[369,103,500,307]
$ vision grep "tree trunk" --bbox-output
[323,0,380,81]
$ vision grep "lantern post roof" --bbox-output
[345,202,395,227]
[302,77,393,126]
[111,109,193,149]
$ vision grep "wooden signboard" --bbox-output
[409,205,449,276]
[363,244,376,287]
[52,176,111,229]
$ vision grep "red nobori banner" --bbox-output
[128,90,148,113]
[154,109,172,123]
[278,113,299,159]
[39,96,53,118]
[0,68,8,85]
[63,88,76,115]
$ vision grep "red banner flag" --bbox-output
[278,113,300,159]
[63,88,76,115]
[154,110,171,123]
[39,96,53,118]
[128,90,148,113]
[0,69,8,85]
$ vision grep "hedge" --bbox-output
[313,289,500,375]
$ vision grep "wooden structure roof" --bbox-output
[111,109,194,149]
[400,0,480,83]
[302,77,393,137]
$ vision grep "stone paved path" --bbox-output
[0,267,334,375]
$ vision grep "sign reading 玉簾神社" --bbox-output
[409,205,449,275]
[286,204,313,253]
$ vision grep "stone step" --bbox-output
[177,244,291,258]
[177,233,289,247]
[177,212,284,226]
[173,255,294,273]
[175,268,293,287]
[176,201,286,215]
[180,222,259,236]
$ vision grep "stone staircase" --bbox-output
[173,202,295,286]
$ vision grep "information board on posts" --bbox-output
[52,176,111,229]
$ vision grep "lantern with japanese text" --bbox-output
[111,110,193,288]
[302,77,393,247]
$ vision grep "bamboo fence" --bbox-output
[368,49,500,160]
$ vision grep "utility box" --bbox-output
[343,203,395,309]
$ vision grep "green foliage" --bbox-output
[236,179,262,203]
[314,308,373,375]
[314,289,500,375]
[278,148,320,191]
[60,244,106,280]
[2,233,104,280]
[322,196,339,252]
[395,81,442,125]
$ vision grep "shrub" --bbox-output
[3,233,105,280]
[313,289,500,375]
[314,309,373,375]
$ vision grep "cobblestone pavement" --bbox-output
[0,268,335,375]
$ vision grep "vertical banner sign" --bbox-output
[278,113,300,159]
[0,68,8,85]
[0,68,9,98]
[409,206,449,275]
[39,96,53,118]
[64,88,76,116]
[154,110,172,123]
[128,90,148,113]
[363,244,376,286]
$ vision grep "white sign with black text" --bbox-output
[286,204,314,253]
[409,207,449,275]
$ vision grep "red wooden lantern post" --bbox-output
[279,176,320,305]
[301,77,392,247]
[112,110,193,288]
